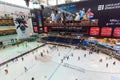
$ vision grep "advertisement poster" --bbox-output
[13,12,30,39]
[113,27,120,37]
[31,9,44,34]
[90,27,100,36]
[101,27,112,37]
[60,0,120,27]
[56,0,120,38]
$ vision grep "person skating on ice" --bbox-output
[113,61,116,65]
[78,56,80,60]
[24,66,28,72]
[106,63,108,68]
[84,54,86,57]
[71,53,73,57]
[61,59,63,63]
[31,77,34,80]
[41,52,43,57]
[21,57,24,61]
[99,58,102,62]
[67,56,69,60]
[4,69,8,75]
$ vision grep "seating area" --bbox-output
[0,29,16,36]
[44,36,83,45]
[42,36,120,61]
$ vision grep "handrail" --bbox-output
[0,43,46,67]
[44,19,98,27]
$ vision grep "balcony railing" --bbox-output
[44,19,98,27]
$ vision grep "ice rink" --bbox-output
[0,41,43,63]
[0,43,120,80]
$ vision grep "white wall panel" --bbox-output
[0,1,34,35]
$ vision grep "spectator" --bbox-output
[31,77,34,80]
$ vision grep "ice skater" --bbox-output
[24,66,28,72]
[4,69,8,74]
[21,57,24,61]
[41,52,43,57]
[63,56,66,60]
[35,55,37,60]
[67,56,69,60]
[47,50,49,53]
[106,57,108,60]
[58,53,60,56]
[109,56,112,60]
[32,51,34,54]
[89,51,91,55]
[15,58,18,62]
[6,64,8,67]
[113,61,116,65]
[31,77,34,80]
[17,44,19,47]
[61,59,63,63]
[25,43,27,47]
[57,48,59,51]
[99,58,102,62]
[84,54,86,57]
[78,56,80,60]
[71,53,73,57]
[43,50,45,53]
[106,63,108,68]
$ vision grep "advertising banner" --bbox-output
[42,0,120,38]
[31,9,44,34]
[101,27,112,37]
[59,0,120,27]
[13,12,30,39]
[113,27,120,37]
[57,0,120,38]
[90,27,100,36]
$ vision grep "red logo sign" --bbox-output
[34,27,38,32]
[44,27,48,32]
[113,27,120,37]
[101,27,112,36]
[90,27,100,36]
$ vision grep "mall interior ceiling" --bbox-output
[26,0,86,7]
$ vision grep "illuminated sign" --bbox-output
[101,27,112,36]
[90,27,100,36]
